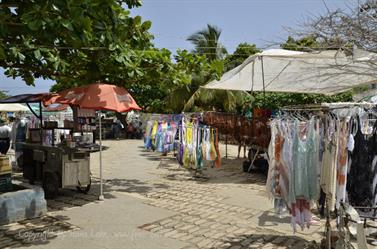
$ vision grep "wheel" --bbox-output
[43,172,59,199]
[76,178,91,194]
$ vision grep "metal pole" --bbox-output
[98,111,104,201]
[225,134,228,158]
[261,56,266,99]
[39,101,43,143]
[39,102,43,127]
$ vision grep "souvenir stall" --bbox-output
[44,83,141,201]
[144,113,222,171]
[0,93,92,198]
[202,48,377,247]
[144,114,181,154]
[203,110,271,173]
[266,103,377,248]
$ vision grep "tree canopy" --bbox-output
[183,42,260,113]
[280,36,320,52]
[224,43,260,71]
[187,24,227,61]
[0,0,151,85]
[0,1,362,113]
[0,0,221,112]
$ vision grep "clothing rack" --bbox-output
[268,103,377,247]
[281,102,375,112]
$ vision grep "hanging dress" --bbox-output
[320,118,338,211]
[347,117,374,207]
[214,128,221,168]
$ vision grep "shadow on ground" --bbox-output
[258,211,292,227]
[45,176,169,212]
[0,214,78,248]
[154,153,267,187]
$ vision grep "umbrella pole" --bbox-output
[99,111,104,201]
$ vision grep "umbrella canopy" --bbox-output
[44,83,141,112]
[44,104,69,112]
[0,103,30,112]
[43,83,141,201]
[204,49,377,95]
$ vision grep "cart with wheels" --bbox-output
[19,142,91,199]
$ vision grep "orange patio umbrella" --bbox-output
[44,83,141,200]
[44,83,141,112]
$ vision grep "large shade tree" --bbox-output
[0,0,193,112]
[0,0,148,85]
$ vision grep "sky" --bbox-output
[0,0,353,96]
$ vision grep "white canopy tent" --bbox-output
[0,103,30,112]
[204,49,377,95]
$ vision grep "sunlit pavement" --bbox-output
[1,140,323,249]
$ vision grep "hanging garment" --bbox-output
[150,120,158,150]
[177,122,185,165]
[214,128,221,168]
[369,120,377,206]
[164,122,177,153]
[347,117,375,207]
[320,118,338,211]
[209,128,217,162]
[336,119,350,209]
[266,120,278,199]
[201,127,208,161]
[268,117,321,232]
[205,128,212,161]
[196,127,204,169]
[183,122,193,167]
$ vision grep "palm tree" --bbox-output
[187,24,227,61]
[183,87,252,113]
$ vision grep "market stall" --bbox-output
[203,48,377,247]
[44,83,141,200]
[0,93,92,198]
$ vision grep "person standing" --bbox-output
[11,117,28,165]
[0,118,11,155]
[112,118,124,139]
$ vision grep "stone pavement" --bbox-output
[0,140,327,248]
[0,215,79,248]
[136,155,323,249]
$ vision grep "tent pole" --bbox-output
[225,134,228,158]
[39,101,43,127]
[39,101,43,144]
[99,111,104,201]
[261,56,266,99]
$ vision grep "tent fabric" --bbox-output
[204,49,377,95]
[0,93,51,103]
[43,83,141,112]
[44,104,69,112]
[0,103,30,112]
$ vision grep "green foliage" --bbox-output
[187,24,227,61]
[0,0,358,114]
[0,2,229,113]
[164,50,224,113]
[0,90,8,99]
[183,42,260,113]
[0,0,153,84]
[280,36,320,51]
[244,91,353,111]
[184,88,250,113]
[224,43,260,70]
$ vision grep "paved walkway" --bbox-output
[1,140,324,249]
